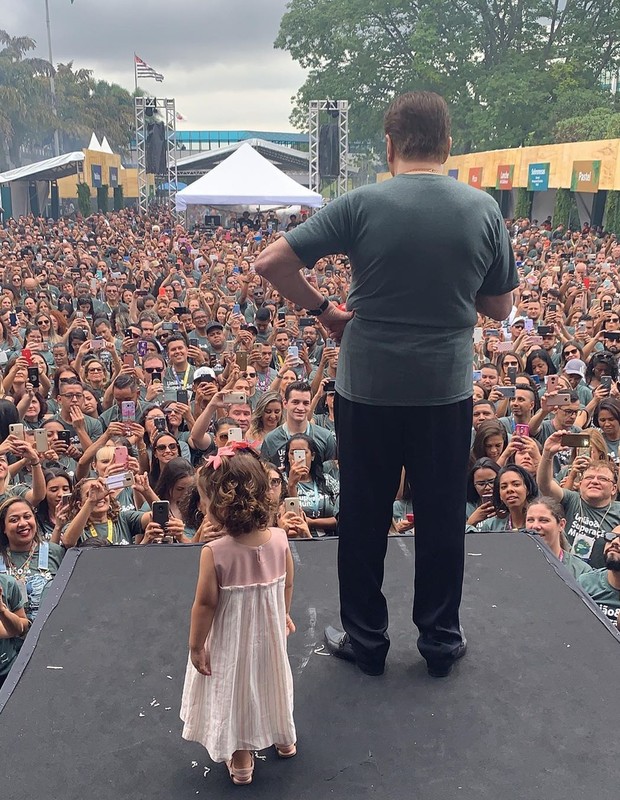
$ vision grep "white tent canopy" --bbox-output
[175,143,323,211]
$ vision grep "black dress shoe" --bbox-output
[323,626,385,676]
[427,636,467,678]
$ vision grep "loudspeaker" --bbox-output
[146,122,167,175]
[319,123,340,179]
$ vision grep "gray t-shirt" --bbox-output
[286,174,517,406]
[561,489,620,568]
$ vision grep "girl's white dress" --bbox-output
[180,528,296,762]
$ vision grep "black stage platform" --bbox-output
[1,535,618,800]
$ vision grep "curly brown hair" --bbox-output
[198,450,271,536]
[67,478,120,523]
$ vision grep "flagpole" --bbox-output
[44,0,61,156]
[134,53,138,93]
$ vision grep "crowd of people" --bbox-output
[0,207,618,692]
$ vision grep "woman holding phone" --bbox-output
[36,470,73,540]
[476,465,538,532]
[466,458,501,528]
[284,434,339,537]
[59,477,149,547]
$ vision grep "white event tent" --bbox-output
[175,143,323,211]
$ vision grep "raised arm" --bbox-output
[536,430,567,501]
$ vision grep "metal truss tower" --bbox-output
[134,96,178,216]
[308,100,349,197]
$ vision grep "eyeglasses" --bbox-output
[581,475,615,485]
[474,479,495,488]
[144,367,162,373]
[244,371,257,377]
[610,318,620,323]
[603,531,620,542]
[60,392,84,400]
[87,366,103,372]
[563,349,579,357]
[269,477,282,487]
[36,319,49,325]
[503,361,519,367]
[155,443,178,452]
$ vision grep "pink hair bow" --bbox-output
[205,441,251,469]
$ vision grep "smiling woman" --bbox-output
[0,497,65,623]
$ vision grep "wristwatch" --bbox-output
[308,298,330,317]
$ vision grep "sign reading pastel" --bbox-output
[571,160,601,192]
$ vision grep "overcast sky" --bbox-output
[0,0,306,133]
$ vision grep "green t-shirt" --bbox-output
[0,573,25,678]
[0,485,30,506]
[285,174,518,406]
[561,489,620,568]
[260,423,336,472]
[67,510,145,545]
[559,550,593,581]
[577,568,620,624]
[2,542,64,622]
[52,413,103,449]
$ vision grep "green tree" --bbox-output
[0,29,55,170]
[54,63,135,157]
[554,107,620,142]
[275,0,620,151]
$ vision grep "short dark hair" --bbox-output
[384,91,451,161]
[166,333,188,349]
[113,374,138,392]
[284,380,311,401]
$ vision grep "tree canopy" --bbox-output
[275,0,620,152]
[0,29,135,171]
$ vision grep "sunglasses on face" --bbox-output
[603,531,620,543]
[156,443,178,452]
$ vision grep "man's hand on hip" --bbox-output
[320,305,354,343]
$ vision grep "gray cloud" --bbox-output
[0,0,306,130]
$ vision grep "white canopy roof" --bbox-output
[0,151,85,184]
[175,143,323,210]
[87,133,101,151]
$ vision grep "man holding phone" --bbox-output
[256,92,517,677]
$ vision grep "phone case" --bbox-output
[34,429,49,452]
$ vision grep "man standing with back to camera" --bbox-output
[255,91,517,678]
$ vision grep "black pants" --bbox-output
[334,393,472,670]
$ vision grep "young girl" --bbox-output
[181,445,296,785]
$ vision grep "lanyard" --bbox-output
[89,520,114,543]
[0,543,49,575]
[176,366,191,388]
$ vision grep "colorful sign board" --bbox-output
[448,168,459,180]
[109,167,119,188]
[91,164,102,188]
[496,164,514,190]
[468,167,483,188]
[571,160,601,192]
[527,163,550,192]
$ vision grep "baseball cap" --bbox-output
[564,358,586,379]
[512,317,527,326]
[193,366,216,383]
[255,307,271,322]
[206,322,224,334]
